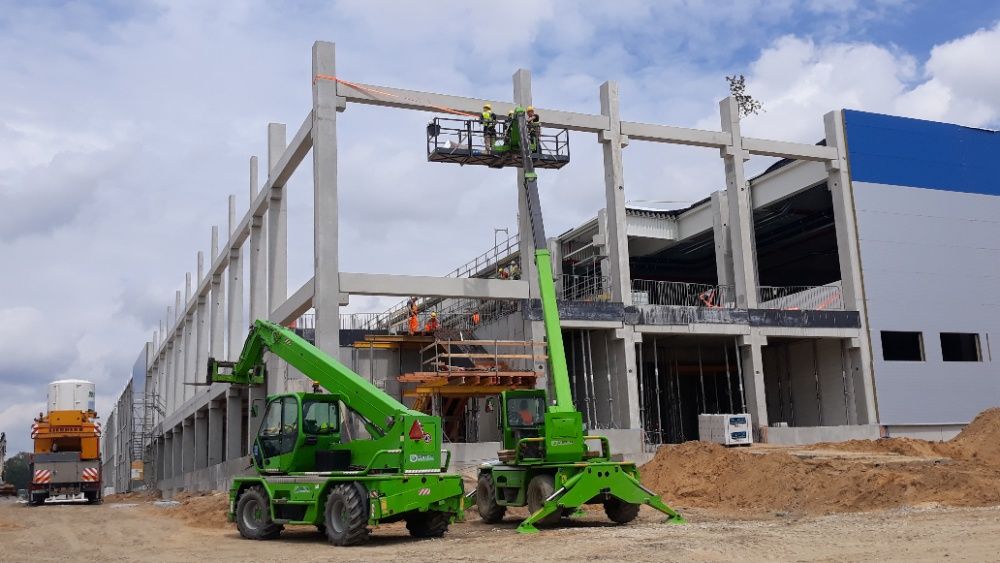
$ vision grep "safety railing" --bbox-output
[631,279,737,308]
[379,234,523,331]
[757,284,844,311]
[556,274,611,302]
[426,116,570,161]
[447,233,519,279]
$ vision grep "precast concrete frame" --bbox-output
[145,41,878,487]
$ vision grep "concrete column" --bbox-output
[210,226,225,362]
[173,291,183,409]
[598,81,632,304]
[163,432,173,480]
[181,418,195,473]
[738,334,769,432]
[267,123,289,396]
[824,111,878,425]
[227,194,243,359]
[248,154,268,451]
[208,399,225,466]
[155,438,164,482]
[194,410,208,470]
[598,81,642,430]
[183,271,196,403]
[225,388,244,461]
[311,41,342,357]
[172,424,183,477]
[195,295,209,391]
[163,342,174,413]
[711,190,735,288]
[183,313,194,402]
[720,97,759,308]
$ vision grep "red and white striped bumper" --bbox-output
[33,469,52,484]
[81,468,100,482]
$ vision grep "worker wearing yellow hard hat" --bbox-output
[479,103,497,153]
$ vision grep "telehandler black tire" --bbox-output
[236,485,283,540]
[525,474,562,526]
[476,473,506,523]
[324,483,370,546]
[603,496,640,524]
[405,510,450,538]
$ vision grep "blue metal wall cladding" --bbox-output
[844,110,1000,195]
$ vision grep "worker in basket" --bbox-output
[424,311,440,334]
[503,109,515,146]
[479,103,497,153]
[526,106,540,152]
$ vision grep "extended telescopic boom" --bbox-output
[511,110,573,413]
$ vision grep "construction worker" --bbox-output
[526,106,540,151]
[471,310,481,326]
[498,266,509,280]
[479,103,497,152]
[408,312,419,336]
[512,399,536,426]
[424,311,440,334]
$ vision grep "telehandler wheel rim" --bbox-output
[328,497,349,534]
[242,497,265,532]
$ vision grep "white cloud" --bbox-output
[0,1,998,430]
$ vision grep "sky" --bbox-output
[1,0,1000,454]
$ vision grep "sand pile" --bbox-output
[641,408,1000,516]
[151,492,230,529]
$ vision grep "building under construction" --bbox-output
[107,42,1000,493]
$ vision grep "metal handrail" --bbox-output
[556,274,611,302]
[757,283,844,311]
[631,279,737,308]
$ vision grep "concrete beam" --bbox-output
[341,272,530,299]
[270,278,315,326]
[742,137,838,162]
[334,80,610,133]
[620,121,729,148]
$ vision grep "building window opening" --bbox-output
[881,331,924,361]
[940,333,981,362]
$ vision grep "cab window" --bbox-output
[258,397,298,457]
[303,400,340,435]
[507,396,545,428]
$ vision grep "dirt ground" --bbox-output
[3,408,999,562]
[2,498,1000,562]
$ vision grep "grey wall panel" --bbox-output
[854,181,1000,425]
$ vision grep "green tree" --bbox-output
[725,74,763,117]
[2,452,31,490]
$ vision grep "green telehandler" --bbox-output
[443,107,684,533]
[207,320,465,546]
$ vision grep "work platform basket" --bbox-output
[426,117,570,169]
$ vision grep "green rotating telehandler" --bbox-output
[207,320,465,546]
[438,107,684,533]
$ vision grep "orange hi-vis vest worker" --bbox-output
[408,314,419,335]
